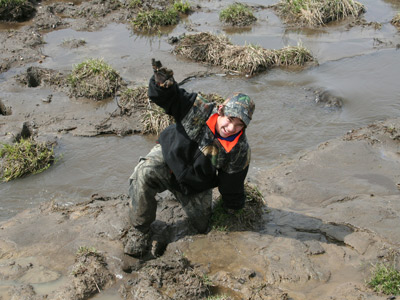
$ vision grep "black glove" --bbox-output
[151,58,175,88]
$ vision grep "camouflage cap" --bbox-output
[223,93,255,127]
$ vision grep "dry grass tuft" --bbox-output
[174,32,314,76]
[222,44,274,75]
[272,44,314,66]
[174,32,231,65]
[391,12,400,29]
[118,86,173,135]
[275,0,365,27]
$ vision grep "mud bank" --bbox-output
[1,118,399,299]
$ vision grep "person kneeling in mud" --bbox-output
[124,59,255,257]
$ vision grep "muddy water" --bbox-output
[1,0,400,225]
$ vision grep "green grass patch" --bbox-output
[174,32,314,76]
[128,0,142,9]
[276,0,365,27]
[220,2,257,26]
[367,263,400,295]
[68,58,121,100]
[210,182,265,232]
[0,138,55,182]
[173,0,191,14]
[132,7,179,31]
[77,246,98,256]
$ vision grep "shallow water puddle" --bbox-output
[0,134,156,221]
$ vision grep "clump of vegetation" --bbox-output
[174,32,230,65]
[275,0,365,27]
[220,2,257,26]
[128,0,142,9]
[131,0,191,31]
[68,58,121,100]
[0,0,35,21]
[391,12,400,29]
[367,263,400,295]
[174,32,314,76]
[76,246,98,256]
[273,44,313,66]
[173,0,191,14]
[132,7,179,30]
[210,182,266,232]
[118,86,173,134]
[0,138,55,182]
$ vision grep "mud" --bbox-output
[1,119,399,299]
[1,0,400,299]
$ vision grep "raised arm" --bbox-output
[148,59,197,122]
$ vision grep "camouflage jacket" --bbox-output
[148,76,250,209]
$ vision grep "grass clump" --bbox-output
[272,44,313,66]
[276,0,365,27]
[132,7,179,31]
[220,2,257,26]
[174,32,314,76]
[174,32,231,65]
[77,246,98,256]
[118,86,173,135]
[128,0,142,9]
[391,12,400,29]
[367,263,400,295]
[131,1,192,31]
[173,0,191,14]
[210,182,266,232]
[0,138,55,182]
[0,0,35,21]
[68,58,121,100]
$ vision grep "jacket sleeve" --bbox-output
[218,165,249,210]
[148,75,197,122]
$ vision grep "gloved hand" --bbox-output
[151,58,175,88]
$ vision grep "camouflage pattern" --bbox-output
[223,93,255,127]
[181,94,251,174]
[128,144,212,233]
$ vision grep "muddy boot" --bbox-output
[124,227,151,257]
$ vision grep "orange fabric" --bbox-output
[206,113,243,153]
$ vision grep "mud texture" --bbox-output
[1,118,400,299]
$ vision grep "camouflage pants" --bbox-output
[128,144,212,233]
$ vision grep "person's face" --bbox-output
[216,106,245,138]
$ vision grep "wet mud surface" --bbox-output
[1,0,400,299]
[1,116,400,299]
